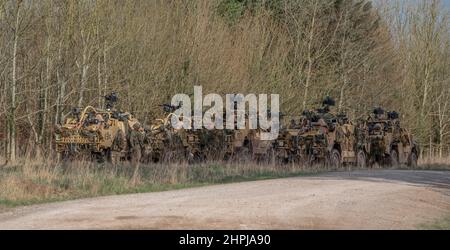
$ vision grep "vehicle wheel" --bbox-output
[407,151,418,167]
[329,149,341,168]
[356,150,367,168]
[389,149,399,167]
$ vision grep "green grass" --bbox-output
[418,215,450,230]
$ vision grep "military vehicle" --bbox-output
[359,108,419,167]
[297,97,362,168]
[248,128,274,164]
[55,91,420,168]
[296,110,331,166]
[143,103,186,163]
[222,108,254,162]
[55,92,145,164]
[177,125,212,163]
[271,115,304,164]
[178,127,203,162]
[223,128,253,162]
[181,128,227,163]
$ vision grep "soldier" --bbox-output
[94,113,106,133]
[105,92,118,110]
[356,119,368,145]
[111,128,126,165]
[80,111,101,138]
[129,122,145,164]
[372,107,386,120]
[140,125,153,163]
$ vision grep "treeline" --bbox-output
[0,0,448,163]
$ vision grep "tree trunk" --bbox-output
[9,2,21,163]
[338,77,347,112]
[36,37,51,159]
[78,29,90,108]
[96,21,103,108]
[55,40,66,125]
[78,49,89,107]
[302,2,317,110]
[103,43,108,107]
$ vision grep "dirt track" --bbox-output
[0,170,449,229]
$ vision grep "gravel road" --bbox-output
[0,170,449,229]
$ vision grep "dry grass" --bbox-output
[1,157,449,207]
[417,157,450,171]
[419,156,450,165]
[0,159,325,207]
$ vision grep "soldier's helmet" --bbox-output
[373,107,385,119]
[317,96,335,115]
[71,107,82,116]
[322,96,336,107]
[387,111,399,120]
[105,92,119,110]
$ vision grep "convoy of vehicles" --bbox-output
[55,93,419,167]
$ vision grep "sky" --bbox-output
[443,0,450,8]
[409,0,449,8]
[376,0,450,9]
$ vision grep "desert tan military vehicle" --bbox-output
[297,111,331,166]
[270,116,305,164]
[143,104,186,163]
[55,109,143,163]
[177,128,201,162]
[221,115,254,162]
[175,116,208,163]
[223,128,253,162]
[248,128,275,164]
[178,128,226,163]
[297,97,362,168]
[359,108,419,167]
[55,92,145,164]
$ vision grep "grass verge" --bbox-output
[0,161,324,208]
[1,161,448,208]
[418,215,450,230]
